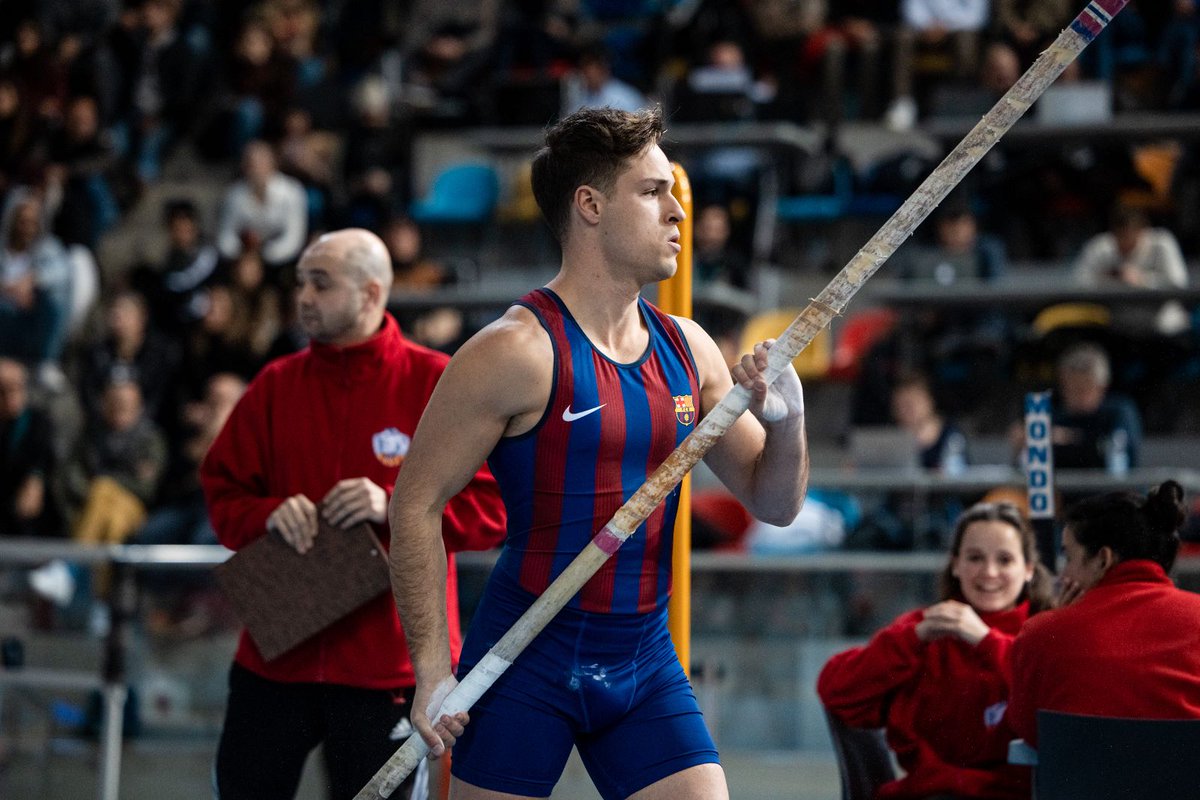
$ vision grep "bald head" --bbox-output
[295,228,393,346]
[304,228,393,288]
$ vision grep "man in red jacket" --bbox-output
[200,227,506,800]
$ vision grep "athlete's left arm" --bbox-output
[677,317,808,526]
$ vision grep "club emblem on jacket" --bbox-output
[373,428,410,467]
[673,395,696,426]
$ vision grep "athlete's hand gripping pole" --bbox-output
[355,3,1128,796]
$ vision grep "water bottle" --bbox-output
[942,432,967,477]
[1106,428,1130,476]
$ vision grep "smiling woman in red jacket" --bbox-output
[818,502,1053,800]
[1007,480,1200,747]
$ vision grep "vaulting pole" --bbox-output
[356,4,1129,795]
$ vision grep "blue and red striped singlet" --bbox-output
[487,288,702,615]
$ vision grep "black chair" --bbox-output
[823,706,898,800]
[1035,710,1200,799]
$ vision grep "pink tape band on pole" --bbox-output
[591,525,625,556]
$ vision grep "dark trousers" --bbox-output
[215,663,423,800]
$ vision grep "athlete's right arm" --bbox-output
[389,306,551,757]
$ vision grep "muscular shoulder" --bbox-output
[463,304,551,371]
[671,315,725,385]
[442,304,553,420]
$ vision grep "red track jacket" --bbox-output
[818,603,1032,800]
[1008,559,1200,746]
[201,313,506,688]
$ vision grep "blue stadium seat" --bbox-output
[409,163,501,224]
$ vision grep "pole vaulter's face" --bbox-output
[598,144,685,285]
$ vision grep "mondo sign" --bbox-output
[1024,391,1055,520]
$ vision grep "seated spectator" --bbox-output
[926,40,1022,123]
[216,140,307,273]
[0,77,39,194]
[3,18,69,126]
[1046,342,1142,472]
[78,288,181,431]
[673,39,771,208]
[848,371,968,550]
[0,191,73,391]
[693,203,751,289]
[118,0,206,183]
[215,15,295,157]
[1160,0,1200,109]
[804,2,898,122]
[262,0,325,91]
[1073,203,1190,337]
[892,371,969,473]
[66,379,167,545]
[138,199,220,337]
[0,357,62,537]
[181,283,266,396]
[385,215,451,293]
[399,21,493,126]
[132,372,246,547]
[342,76,406,230]
[383,216,465,352]
[886,0,990,130]
[992,0,1074,68]
[896,196,1006,285]
[819,501,1052,800]
[44,94,120,247]
[277,107,338,231]
[224,248,284,362]
[1007,480,1200,746]
[561,42,649,115]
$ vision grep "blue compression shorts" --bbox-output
[450,579,719,799]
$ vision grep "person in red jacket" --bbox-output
[1008,479,1200,747]
[818,502,1053,800]
[200,228,506,800]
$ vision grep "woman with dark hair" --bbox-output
[1007,480,1200,746]
[819,502,1053,799]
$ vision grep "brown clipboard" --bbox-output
[213,519,392,661]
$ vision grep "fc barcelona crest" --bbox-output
[673,395,696,426]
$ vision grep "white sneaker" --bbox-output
[885,95,918,131]
[29,559,76,607]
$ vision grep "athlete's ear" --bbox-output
[574,184,604,226]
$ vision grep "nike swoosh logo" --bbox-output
[562,404,605,422]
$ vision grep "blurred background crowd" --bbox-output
[3,0,1200,569]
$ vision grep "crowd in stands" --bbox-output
[0,0,1198,570]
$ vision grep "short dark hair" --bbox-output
[892,370,933,396]
[939,501,1054,613]
[1064,480,1186,572]
[164,198,199,225]
[531,106,665,243]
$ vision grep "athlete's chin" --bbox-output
[652,260,678,282]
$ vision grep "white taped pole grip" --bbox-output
[437,653,512,717]
[375,654,514,797]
